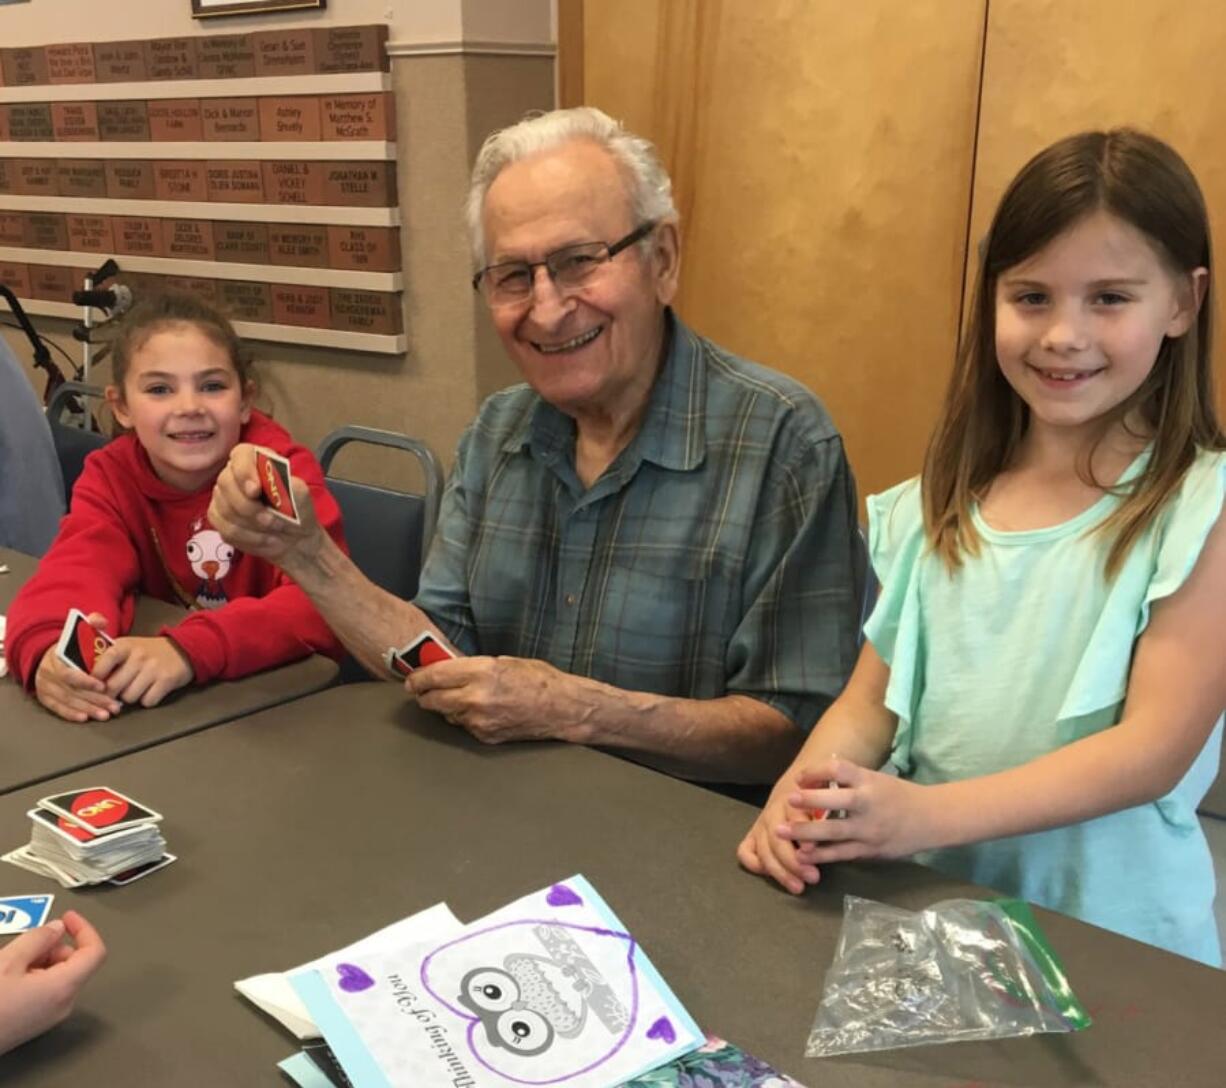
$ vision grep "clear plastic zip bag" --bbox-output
[806,896,1092,1057]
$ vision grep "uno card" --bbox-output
[0,894,54,934]
[255,449,300,524]
[54,608,113,674]
[385,631,456,677]
[27,807,147,848]
[807,780,846,821]
[108,853,176,886]
[38,787,162,834]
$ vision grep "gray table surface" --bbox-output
[0,681,1223,1086]
[0,547,338,796]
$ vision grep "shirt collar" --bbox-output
[502,309,707,475]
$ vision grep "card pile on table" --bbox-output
[3,787,175,888]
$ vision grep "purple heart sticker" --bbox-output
[646,1016,676,1044]
[336,962,375,993]
[545,883,583,908]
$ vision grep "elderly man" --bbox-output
[210,107,860,784]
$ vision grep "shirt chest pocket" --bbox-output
[590,551,738,690]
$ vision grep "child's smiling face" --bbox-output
[108,322,251,492]
[994,209,1202,441]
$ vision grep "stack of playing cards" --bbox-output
[3,787,175,888]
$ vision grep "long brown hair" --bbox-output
[923,128,1223,577]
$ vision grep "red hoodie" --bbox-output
[7,410,346,687]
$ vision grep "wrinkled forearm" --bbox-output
[279,532,449,679]
[552,673,804,784]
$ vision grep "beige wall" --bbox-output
[1,3,554,490]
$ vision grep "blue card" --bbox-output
[0,894,54,934]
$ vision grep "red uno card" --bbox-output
[26,807,147,847]
[386,632,456,677]
[37,787,162,834]
[54,609,114,674]
[255,449,300,524]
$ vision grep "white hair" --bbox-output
[465,106,678,264]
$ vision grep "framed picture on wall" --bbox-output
[192,0,326,17]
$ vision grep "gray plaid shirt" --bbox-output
[415,312,860,728]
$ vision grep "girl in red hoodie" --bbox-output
[7,291,345,722]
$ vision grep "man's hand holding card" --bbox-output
[208,443,320,570]
[408,652,587,746]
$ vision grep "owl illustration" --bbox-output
[421,920,638,1083]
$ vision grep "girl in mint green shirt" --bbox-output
[739,128,1226,966]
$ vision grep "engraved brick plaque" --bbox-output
[272,285,330,328]
[98,101,151,141]
[330,289,401,335]
[200,98,260,142]
[0,214,26,247]
[112,216,165,258]
[67,214,116,255]
[0,107,9,144]
[51,102,100,142]
[196,34,256,80]
[13,160,58,196]
[154,161,208,202]
[145,38,198,81]
[217,279,273,323]
[269,224,328,267]
[3,48,50,88]
[148,100,204,142]
[261,160,324,205]
[0,261,31,298]
[0,162,14,194]
[105,160,156,200]
[214,222,269,264]
[24,214,69,251]
[161,275,218,304]
[165,219,216,261]
[205,161,265,204]
[56,160,109,199]
[314,25,389,74]
[258,96,322,141]
[8,103,54,141]
[94,41,148,83]
[45,43,96,85]
[320,162,396,207]
[320,93,394,141]
[326,226,399,272]
[252,30,316,78]
[30,265,76,303]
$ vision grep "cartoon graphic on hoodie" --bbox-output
[186,519,234,610]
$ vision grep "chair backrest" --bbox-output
[46,381,108,501]
[315,425,445,604]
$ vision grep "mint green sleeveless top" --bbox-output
[865,448,1225,965]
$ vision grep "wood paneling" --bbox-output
[582,0,987,502]
[971,0,1226,415]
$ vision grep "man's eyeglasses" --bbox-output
[472,222,657,307]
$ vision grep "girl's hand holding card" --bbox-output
[93,636,195,708]
[34,613,122,723]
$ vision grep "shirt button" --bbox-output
[564,594,577,606]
